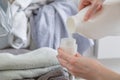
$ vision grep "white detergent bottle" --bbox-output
[66,0,120,39]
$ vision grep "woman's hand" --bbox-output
[79,0,104,21]
[57,48,120,80]
[57,48,103,80]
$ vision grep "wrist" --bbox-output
[97,65,120,80]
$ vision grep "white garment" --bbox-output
[10,0,46,49]
[9,11,29,49]
[10,0,56,49]
[10,0,30,49]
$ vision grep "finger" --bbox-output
[58,48,73,62]
[83,1,91,6]
[58,48,79,66]
[57,56,76,72]
[84,3,98,21]
[79,5,86,11]
[79,0,86,10]
[57,56,68,67]
[89,3,102,19]
[79,0,92,11]
[96,4,102,12]
[75,53,81,57]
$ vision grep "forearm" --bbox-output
[97,65,120,80]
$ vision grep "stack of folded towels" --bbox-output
[0,47,71,80]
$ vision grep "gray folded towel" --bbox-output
[0,49,30,55]
[37,67,69,80]
[16,67,71,80]
[21,79,35,80]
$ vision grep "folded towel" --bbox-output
[0,47,58,70]
[0,47,60,80]
[21,79,35,80]
[37,67,69,80]
[0,49,30,55]
[0,65,60,80]
[16,67,71,80]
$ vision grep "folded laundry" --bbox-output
[0,47,61,80]
[21,79,35,80]
[0,49,30,55]
[0,47,58,70]
[0,65,61,80]
[18,67,70,80]
[37,67,69,80]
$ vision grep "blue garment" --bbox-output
[30,0,93,54]
[0,0,10,49]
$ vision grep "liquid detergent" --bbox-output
[66,0,120,39]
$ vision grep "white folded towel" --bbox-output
[0,47,58,70]
[0,65,60,80]
[0,47,59,80]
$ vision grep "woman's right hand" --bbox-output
[79,0,104,21]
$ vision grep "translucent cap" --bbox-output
[60,38,77,55]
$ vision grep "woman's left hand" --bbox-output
[57,48,104,80]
